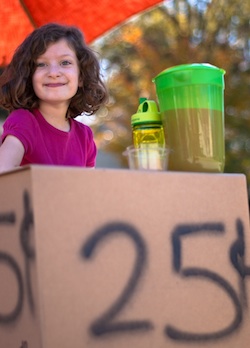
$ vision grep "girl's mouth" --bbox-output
[45,83,65,87]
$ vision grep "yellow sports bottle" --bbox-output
[131,98,165,148]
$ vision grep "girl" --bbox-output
[0,23,108,172]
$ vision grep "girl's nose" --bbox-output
[48,64,61,76]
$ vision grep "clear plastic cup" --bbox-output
[123,145,170,171]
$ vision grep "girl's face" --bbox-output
[32,39,82,107]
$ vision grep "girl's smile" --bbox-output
[44,83,67,87]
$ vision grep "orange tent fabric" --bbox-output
[0,0,162,65]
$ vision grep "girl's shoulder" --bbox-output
[71,117,94,135]
[5,109,36,123]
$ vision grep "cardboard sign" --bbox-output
[0,166,250,348]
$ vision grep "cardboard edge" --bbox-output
[0,165,33,177]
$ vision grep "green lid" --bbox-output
[139,97,147,104]
[153,63,226,89]
[131,100,162,126]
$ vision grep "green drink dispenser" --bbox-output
[153,63,226,173]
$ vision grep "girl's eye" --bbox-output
[36,62,46,68]
[61,60,72,66]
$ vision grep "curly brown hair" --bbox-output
[0,23,108,118]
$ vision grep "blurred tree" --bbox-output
[90,0,250,191]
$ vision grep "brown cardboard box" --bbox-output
[0,165,250,348]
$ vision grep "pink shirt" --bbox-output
[1,109,97,167]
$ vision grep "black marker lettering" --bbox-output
[166,223,242,341]
[81,221,153,336]
[0,251,24,324]
[0,212,16,224]
[20,191,35,314]
[230,218,250,308]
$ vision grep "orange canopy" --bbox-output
[0,0,162,65]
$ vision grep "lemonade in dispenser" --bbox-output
[153,63,226,173]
